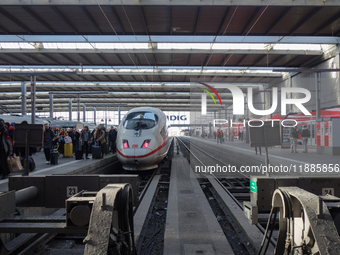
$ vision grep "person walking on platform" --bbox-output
[216,129,222,144]
[80,125,91,159]
[0,118,13,179]
[290,126,299,153]
[43,123,56,164]
[301,125,311,153]
[93,125,106,158]
[108,126,117,154]
[255,147,261,155]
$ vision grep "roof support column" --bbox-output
[316,72,321,119]
[30,76,36,124]
[69,98,72,121]
[105,106,107,128]
[83,103,86,122]
[21,82,26,115]
[49,93,54,119]
[94,107,96,125]
[118,107,121,124]
[77,94,80,122]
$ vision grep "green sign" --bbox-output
[250,180,257,193]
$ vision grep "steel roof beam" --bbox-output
[0,48,325,56]
[77,71,282,77]
[1,35,338,44]
[3,1,340,7]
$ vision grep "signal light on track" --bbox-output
[123,140,129,148]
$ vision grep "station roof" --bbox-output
[1,1,340,112]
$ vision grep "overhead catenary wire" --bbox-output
[95,1,146,83]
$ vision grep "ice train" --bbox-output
[116,107,172,171]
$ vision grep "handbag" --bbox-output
[7,156,23,172]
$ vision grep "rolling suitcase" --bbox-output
[75,150,83,160]
[64,143,73,158]
[28,156,36,171]
[92,143,102,159]
[50,149,58,165]
[75,143,83,160]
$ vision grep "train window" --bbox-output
[123,112,158,130]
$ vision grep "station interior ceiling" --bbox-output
[1,1,340,113]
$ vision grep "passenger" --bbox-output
[216,129,222,144]
[108,126,117,154]
[71,128,80,152]
[0,118,13,179]
[93,125,106,158]
[4,122,14,146]
[255,147,261,155]
[301,125,311,153]
[57,128,68,155]
[79,125,91,159]
[290,126,299,153]
[43,123,56,164]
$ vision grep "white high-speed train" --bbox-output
[116,107,172,171]
[0,114,49,125]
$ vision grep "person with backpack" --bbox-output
[301,125,311,153]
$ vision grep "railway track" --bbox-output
[0,162,160,255]
[176,136,277,254]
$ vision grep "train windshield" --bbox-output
[123,112,158,130]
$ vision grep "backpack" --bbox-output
[64,136,72,144]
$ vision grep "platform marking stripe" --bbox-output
[0,160,79,185]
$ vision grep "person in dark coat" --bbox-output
[43,123,56,164]
[71,128,80,152]
[108,126,117,153]
[80,126,91,159]
[0,118,13,179]
[301,125,311,153]
[290,126,299,153]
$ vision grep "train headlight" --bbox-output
[141,139,151,148]
[123,140,129,148]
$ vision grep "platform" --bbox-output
[163,147,233,255]
[0,151,117,192]
[189,136,340,177]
